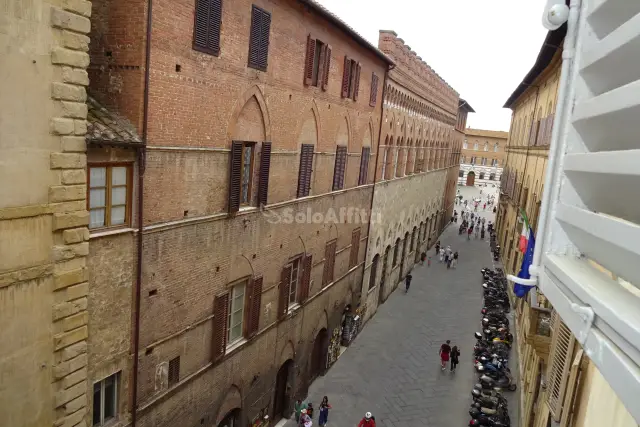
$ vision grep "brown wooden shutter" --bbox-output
[297,144,314,197]
[546,115,555,145]
[332,146,347,191]
[353,62,361,101]
[278,265,292,320]
[257,142,271,206]
[248,6,270,71]
[212,293,229,362]
[341,56,351,98]
[538,118,547,146]
[349,228,361,267]
[358,147,370,185]
[304,35,316,85]
[228,141,242,213]
[321,45,332,91]
[369,73,378,107]
[193,0,222,56]
[322,241,336,285]
[299,255,312,302]
[247,276,262,336]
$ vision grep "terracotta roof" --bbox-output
[298,0,394,65]
[86,96,142,144]
[465,128,509,139]
[459,99,475,113]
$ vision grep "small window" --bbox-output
[484,142,488,151]
[473,142,478,150]
[193,0,222,56]
[494,143,499,152]
[287,257,301,306]
[369,73,379,107]
[463,140,468,149]
[459,170,464,178]
[168,356,180,387]
[341,56,361,100]
[332,145,347,191]
[479,172,485,180]
[248,5,271,71]
[461,155,466,164]
[227,281,246,344]
[93,372,119,426]
[89,165,132,229]
[481,158,487,166]
[358,147,370,185]
[297,144,314,197]
[240,142,255,205]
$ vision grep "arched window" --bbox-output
[473,142,478,150]
[463,139,468,149]
[479,172,485,180]
[494,143,499,152]
[483,142,488,151]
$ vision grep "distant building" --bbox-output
[458,128,508,187]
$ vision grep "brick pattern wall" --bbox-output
[50,2,93,427]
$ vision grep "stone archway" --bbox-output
[466,171,476,186]
[310,328,329,382]
[273,359,294,421]
[217,409,241,427]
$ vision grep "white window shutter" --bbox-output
[537,1,640,423]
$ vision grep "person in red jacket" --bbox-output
[358,412,376,427]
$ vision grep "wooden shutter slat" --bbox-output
[258,142,271,206]
[350,228,361,267]
[229,141,242,213]
[207,0,222,54]
[322,45,332,91]
[297,144,314,197]
[341,56,351,98]
[353,62,361,101]
[248,6,270,71]
[212,293,229,362]
[248,276,263,336]
[332,146,347,191]
[278,265,292,320]
[358,147,370,185]
[369,73,378,107]
[300,255,312,301]
[193,0,210,50]
[323,242,336,285]
[304,35,316,85]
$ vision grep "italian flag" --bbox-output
[519,208,530,253]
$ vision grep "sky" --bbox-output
[316,0,549,131]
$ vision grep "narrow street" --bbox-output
[287,191,519,427]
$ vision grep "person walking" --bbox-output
[435,241,440,256]
[405,272,413,293]
[450,345,461,372]
[452,251,459,268]
[295,400,307,423]
[420,251,427,265]
[439,247,445,262]
[467,225,473,240]
[299,409,311,427]
[480,227,485,240]
[440,340,452,370]
[318,396,331,427]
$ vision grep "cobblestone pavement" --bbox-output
[285,186,519,427]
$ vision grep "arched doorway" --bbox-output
[218,409,240,427]
[466,171,475,186]
[400,232,409,280]
[369,254,379,293]
[273,359,294,421]
[379,246,390,304]
[310,328,329,381]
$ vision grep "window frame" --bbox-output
[168,356,180,387]
[227,279,247,345]
[286,256,302,307]
[239,142,256,206]
[192,0,222,56]
[247,5,271,71]
[93,372,119,427]
[88,163,133,231]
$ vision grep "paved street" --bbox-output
[286,186,519,427]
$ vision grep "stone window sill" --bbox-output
[90,227,136,239]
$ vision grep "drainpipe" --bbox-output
[361,64,393,301]
[131,0,153,424]
[507,0,582,297]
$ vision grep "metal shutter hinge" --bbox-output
[570,302,594,346]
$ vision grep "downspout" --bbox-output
[508,0,582,294]
[362,64,393,300]
[131,0,153,424]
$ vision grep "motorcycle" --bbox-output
[480,372,517,392]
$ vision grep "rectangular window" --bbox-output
[332,145,347,191]
[93,373,118,426]
[323,240,337,285]
[312,40,323,86]
[304,36,329,87]
[168,356,180,387]
[287,257,301,306]
[358,147,370,185]
[481,157,487,166]
[89,165,132,230]
[349,228,361,268]
[297,144,314,197]
[381,148,388,180]
[341,56,361,100]
[227,281,246,344]
[369,73,379,106]
[240,143,255,205]
[193,0,222,56]
[248,5,271,71]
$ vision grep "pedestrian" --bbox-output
[306,403,314,419]
[299,409,311,427]
[446,256,452,269]
[483,203,486,211]
[452,251,459,268]
[450,345,460,372]
[481,227,485,240]
[475,226,480,239]
[435,241,440,256]
[295,400,306,423]
[439,340,452,370]
[439,247,445,262]
[467,226,473,240]
[318,396,331,427]
[420,251,426,265]
[405,272,413,292]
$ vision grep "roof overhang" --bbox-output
[459,99,475,113]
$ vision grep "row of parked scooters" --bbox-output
[469,268,516,427]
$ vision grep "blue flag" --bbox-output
[514,228,536,298]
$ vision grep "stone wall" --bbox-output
[0,1,92,427]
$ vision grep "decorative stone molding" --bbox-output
[49,2,92,427]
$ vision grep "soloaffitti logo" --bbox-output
[261,207,381,225]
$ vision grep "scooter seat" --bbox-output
[481,407,497,415]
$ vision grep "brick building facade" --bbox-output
[85,0,391,426]
[458,128,508,187]
[361,31,463,319]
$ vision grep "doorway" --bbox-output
[310,328,329,382]
[273,359,293,421]
[217,409,240,427]
[400,232,408,280]
[379,246,390,304]
[466,171,476,186]
[369,254,379,293]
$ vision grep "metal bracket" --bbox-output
[570,303,594,345]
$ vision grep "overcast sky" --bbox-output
[316,0,548,131]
